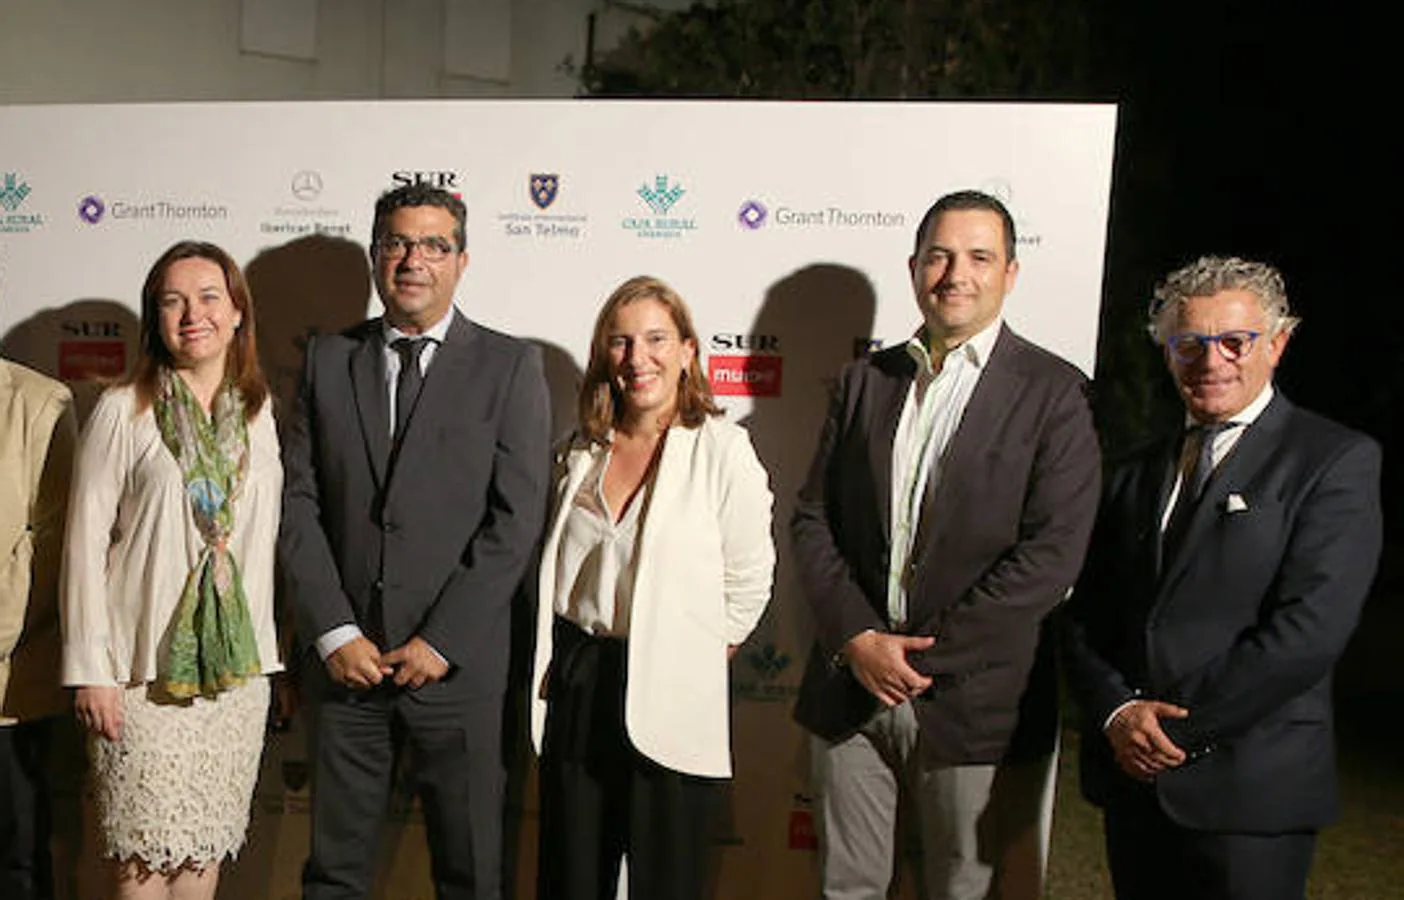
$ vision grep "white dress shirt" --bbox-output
[886,318,1002,628]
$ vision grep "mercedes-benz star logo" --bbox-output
[291,170,323,202]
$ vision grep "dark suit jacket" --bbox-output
[279,311,551,700]
[792,325,1101,764]
[1064,392,1383,832]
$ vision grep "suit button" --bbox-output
[374,579,385,592]
[382,521,397,533]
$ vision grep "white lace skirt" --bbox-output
[89,676,269,871]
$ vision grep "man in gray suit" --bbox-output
[792,190,1101,899]
[280,183,550,899]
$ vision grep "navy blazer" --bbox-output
[792,325,1101,764]
[1064,392,1383,832]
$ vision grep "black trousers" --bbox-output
[0,720,54,900]
[1103,786,1316,900]
[301,661,505,900]
[537,619,720,900]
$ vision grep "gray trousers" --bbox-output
[810,702,1056,900]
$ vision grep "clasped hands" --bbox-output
[843,629,936,707]
[1106,699,1189,781]
[327,635,448,690]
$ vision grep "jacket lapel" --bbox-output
[403,311,476,441]
[349,327,390,489]
[637,423,697,565]
[870,350,915,539]
[1159,393,1291,587]
[1145,435,1180,577]
[538,441,603,594]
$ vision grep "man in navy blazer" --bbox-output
[792,190,1101,899]
[1064,256,1383,900]
[280,183,550,899]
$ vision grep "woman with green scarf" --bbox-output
[61,241,282,899]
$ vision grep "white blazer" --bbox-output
[530,416,774,778]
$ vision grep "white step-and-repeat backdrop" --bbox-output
[0,99,1115,899]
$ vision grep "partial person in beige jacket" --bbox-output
[1,358,77,900]
[61,242,282,900]
[530,276,775,900]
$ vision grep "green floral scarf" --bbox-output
[154,369,261,700]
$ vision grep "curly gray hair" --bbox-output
[1147,256,1300,344]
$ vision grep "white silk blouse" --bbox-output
[61,384,284,686]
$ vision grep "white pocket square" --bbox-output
[1225,493,1249,513]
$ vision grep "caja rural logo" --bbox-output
[1,172,44,233]
[732,642,797,703]
[622,174,698,240]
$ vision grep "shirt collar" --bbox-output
[383,308,453,347]
[1184,382,1274,430]
[905,316,1002,377]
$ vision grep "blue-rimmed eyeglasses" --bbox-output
[374,234,457,261]
[1165,330,1262,364]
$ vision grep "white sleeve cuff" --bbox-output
[1103,699,1139,732]
[420,639,449,668]
[316,624,363,661]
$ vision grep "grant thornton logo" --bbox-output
[738,199,767,230]
[78,195,106,224]
[0,173,31,212]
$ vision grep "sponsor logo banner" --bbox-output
[709,355,782,397]
[390,169,464,198]
[736,197,905,230]
[58,340,125,380]
[498,172,586,239]
[622,175,698,240]
[76,195,229,226]
[260,169,353,239]
[529,173,558,209]
[731,641,798,702]
[1,172,44,233]
[788,808,818,851]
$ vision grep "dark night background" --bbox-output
[584,0,1400,712]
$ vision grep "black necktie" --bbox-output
[393,337,428,440]
[1162,422,1230,562]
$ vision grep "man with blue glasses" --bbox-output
[1064,256,1383,900]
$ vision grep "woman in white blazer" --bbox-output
[531,276,774,900]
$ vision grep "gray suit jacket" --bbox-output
[279,311,550,699]
[792,325,1101,764]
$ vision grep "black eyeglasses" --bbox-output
[374,234,457,261]
[1165,330,1261,364]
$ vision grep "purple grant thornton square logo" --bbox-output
[78,195,106,224]
[738,199,767,230]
